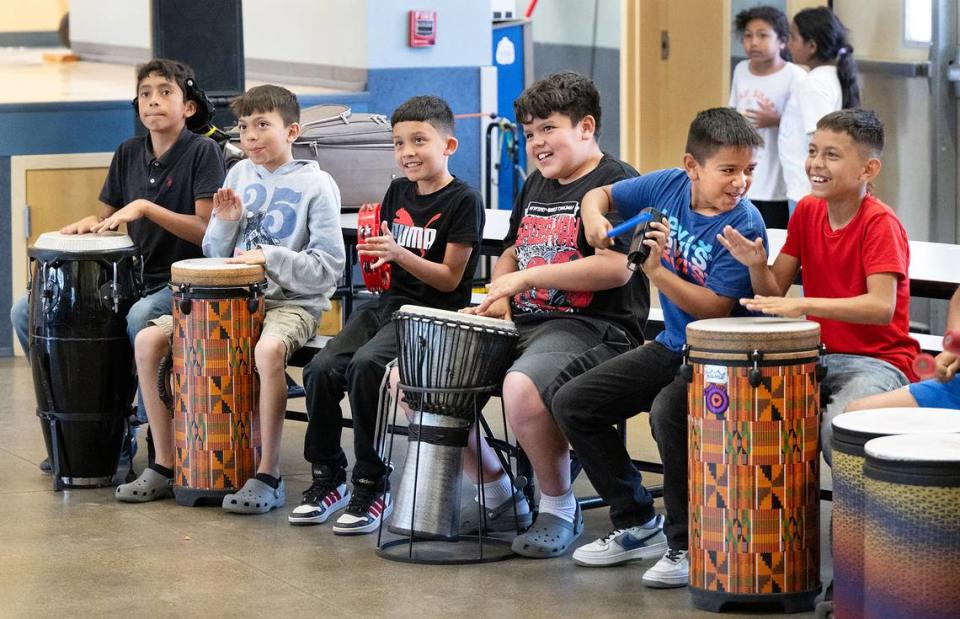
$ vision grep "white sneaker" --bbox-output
[573,514,667,567]
[641,548,689,588]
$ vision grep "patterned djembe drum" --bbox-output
[169,258,266,506]
[863,433,960,619]
[685,317,822,613]
[831,409,960,618]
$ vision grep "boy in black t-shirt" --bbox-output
[293,95,484,534]
[461,72,648,558]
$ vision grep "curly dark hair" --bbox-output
[513,71,602,137]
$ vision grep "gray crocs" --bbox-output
[222,478,285,514]
[115,468,173,503]
[511,505,583,558]
[460,489,533,535]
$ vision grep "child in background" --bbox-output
[729,5,806,229]
[779,6,860,215]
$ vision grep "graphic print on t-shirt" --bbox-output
[513,200,592,312]
[240,183,302,250]
[665,214,714,286]
[391,208,442,257]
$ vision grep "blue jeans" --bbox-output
[820,353,909,465]
[12,286,172,423]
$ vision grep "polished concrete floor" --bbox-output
[0,357,828,617]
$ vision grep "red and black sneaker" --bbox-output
[332,479,392,535]
[288,465,350,526]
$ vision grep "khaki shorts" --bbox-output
[150,303,317,363]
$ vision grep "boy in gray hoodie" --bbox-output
[116,85,346,514]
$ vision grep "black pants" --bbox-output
[302,301,399,484]
[552,341,688,549]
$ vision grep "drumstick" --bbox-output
[607,212,652,238]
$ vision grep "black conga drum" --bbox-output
[28,232,142,489]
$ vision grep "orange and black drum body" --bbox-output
[169,258,266,506]
[685,317,822,613]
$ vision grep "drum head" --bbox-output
[32,231,134,252]
[396,304,517,334]
[833,408,960,443]
[686,317,820,352]
[865,432,960,462]
[170,258,265,287]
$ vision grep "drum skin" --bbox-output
[863,434,960,619]
[28,244,141,485]
[169,259,266,505]
[686,317,822,613]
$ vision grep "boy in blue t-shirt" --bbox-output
[551,108,767,586]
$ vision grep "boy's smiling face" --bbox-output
[806,129,879,201]
[136,71,196,134]
[684,146,757,214]
[237,109,299,173]
[392,120,456,187]
[522,112,598,184]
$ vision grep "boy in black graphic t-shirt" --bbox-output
[461,72,648,558]
[293,96,484,534]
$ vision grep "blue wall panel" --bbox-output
[367,67,482,192]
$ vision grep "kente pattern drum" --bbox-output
[863,433,960,619]
[28,232,142,489]
[831,409,960,618]
[686,317,822,613]
[169,258,266,506]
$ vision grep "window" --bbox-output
[904,0,932,45]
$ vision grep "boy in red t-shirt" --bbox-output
[719,108,919,464]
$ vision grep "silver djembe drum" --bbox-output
[390,305,518,540]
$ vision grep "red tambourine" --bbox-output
[357,202,391,293]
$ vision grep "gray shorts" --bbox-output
[507,316,635,407]
[150,303,317,363]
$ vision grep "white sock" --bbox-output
[537,488,577,522]
[475,475,529,514]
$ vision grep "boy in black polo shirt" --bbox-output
[9,58,224,469]
[291,95,484,534]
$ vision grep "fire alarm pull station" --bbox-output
[409,10,437,47]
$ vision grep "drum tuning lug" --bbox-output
[178,299,192,315]
[514,475,528,489]
[679,363,693,383]
[247,297,259,314]
[815,363,827,383]
[748,368,763,389]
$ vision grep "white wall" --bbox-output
[242,0,367,69]
[70,0,149,49]
[526,0,620,49]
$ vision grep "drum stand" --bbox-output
[376,381,523,565]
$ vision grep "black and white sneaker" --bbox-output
[332,479,392,536]
[288,465,350,526]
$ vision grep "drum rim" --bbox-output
[395,304,518,334]
[832,408,960,454]
[863,433,960,486]
[32,231,135,252]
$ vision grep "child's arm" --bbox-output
[742,273,898,325]
[935,287,960,382]
[581,185,616,248]
[466,245,518,319]
[60,203,118,234]
[717,225,798,297]
[643,219,737,319]
[202,188,244,257]
[358,221,472,292]
[90,198,212,245]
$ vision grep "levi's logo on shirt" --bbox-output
[391,208,441,256]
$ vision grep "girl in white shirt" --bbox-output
[778,6,861,213]
[729,5,806,229]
